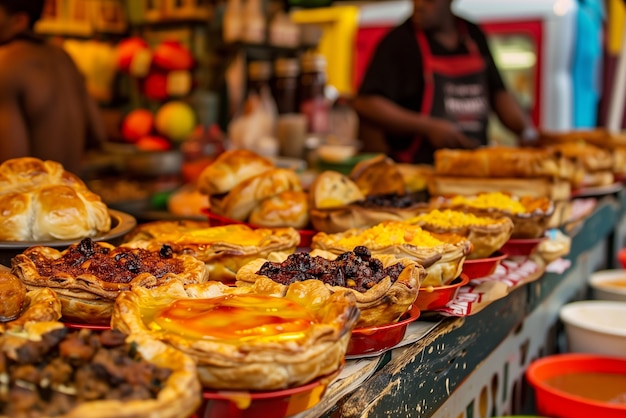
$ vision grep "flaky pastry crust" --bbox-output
[0,322,201,418]
[235,250,425,328]
[0,287,62,333]
[349,154,406,196]
[406,210,514,259]
[11,241,208,324]
[197,149,274,195]
[123,221,301,283]
[312,222,472,287]
[112,279,359,391]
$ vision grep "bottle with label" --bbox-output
[272,57,299,115]
[298,52,329,134]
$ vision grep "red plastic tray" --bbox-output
[461,251,508,280]
[346,304,421,356]
[196,365,342,418]
[62,322,111,331]
[203,209,316,248]
[500,237,546,256]
[414,274,470,311]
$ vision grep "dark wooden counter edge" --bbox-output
[331,195,622,418]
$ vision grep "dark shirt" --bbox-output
[358,18,506,153]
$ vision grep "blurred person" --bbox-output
[352,0,536,164]
[0,0,106,175]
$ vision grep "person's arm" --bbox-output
[353,94,479,149]
[0,57,29,160]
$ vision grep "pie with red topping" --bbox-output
[11,238,208,324]
[112,278,358,391]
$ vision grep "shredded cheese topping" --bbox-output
[408,209,501,227]
[335,222,445,248]
[449,192,526,214]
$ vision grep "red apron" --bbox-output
[393,21,490,164]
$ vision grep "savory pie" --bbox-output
[122,221,301,283]
[433,192,554,239]
[0,271,62,333]
[112,278,359,391]
[0,322,201,418]
[11,238,208,324]
[406,209,514,259]
[236,246,425,328]
[311,221,472,287]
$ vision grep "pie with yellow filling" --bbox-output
[111,278,358,391]
[235,246,425,328]
[406,209,514,259]
[11,238,208,325]
[122,221,301,283]
[312,221,472,287]
[433,192,554,239]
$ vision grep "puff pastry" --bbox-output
[0,323,201,418]
[312,221,472,287]
[11,238,208,324]
[0,157,111,241]
[112,278,359,391]
[308,170,365,210]
[236,248,425,328]
[349,154,406,196]
[122,221,301,283]
[406,209,514,259]
[0,284,62,333]
[433,192,554,239]
[248,190,310,229]
[197,149,274,195]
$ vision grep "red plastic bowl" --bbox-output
[462,251,507,279]
[204,209,316,248]
[346,304,421,356]
[414,274,470,311]
[500,237,546,256]
[196,366,342,418]
[526,353,626,418]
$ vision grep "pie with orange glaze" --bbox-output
[236,247,425,328]
[11,238,208,325]
[111,278,359,391]
[312,221,472,287]
[122,220,301,283]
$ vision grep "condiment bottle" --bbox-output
[272,57,299,115]
[298,52,328,134]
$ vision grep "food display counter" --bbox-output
[293,193,622,418]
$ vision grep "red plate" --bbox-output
[346,304,421,356]
[462,251,508,279]
[195,365,343,418]
[414,274,470,311]
[500,237,546,256]
[203,209,316,248]
[62,322,111,331]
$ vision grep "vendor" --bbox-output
[0,0,105,175]
[352,0,535,164]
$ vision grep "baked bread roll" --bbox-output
[0,157,111,241]
[197,149,274,195]
[218,168,302,221]
[350,154,405,196]
[249,190,310,229]
[309,170,365,210]
[0,271,28,321]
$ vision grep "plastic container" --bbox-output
[272,58,300,115]
[559,300,626,357]
[500,237,546,256]
[196,366,342,418]
[346,304,420,356]
[462,251,508,280]
[588,269,626,302]
[526,353,626,418]
[414,274,470,311]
